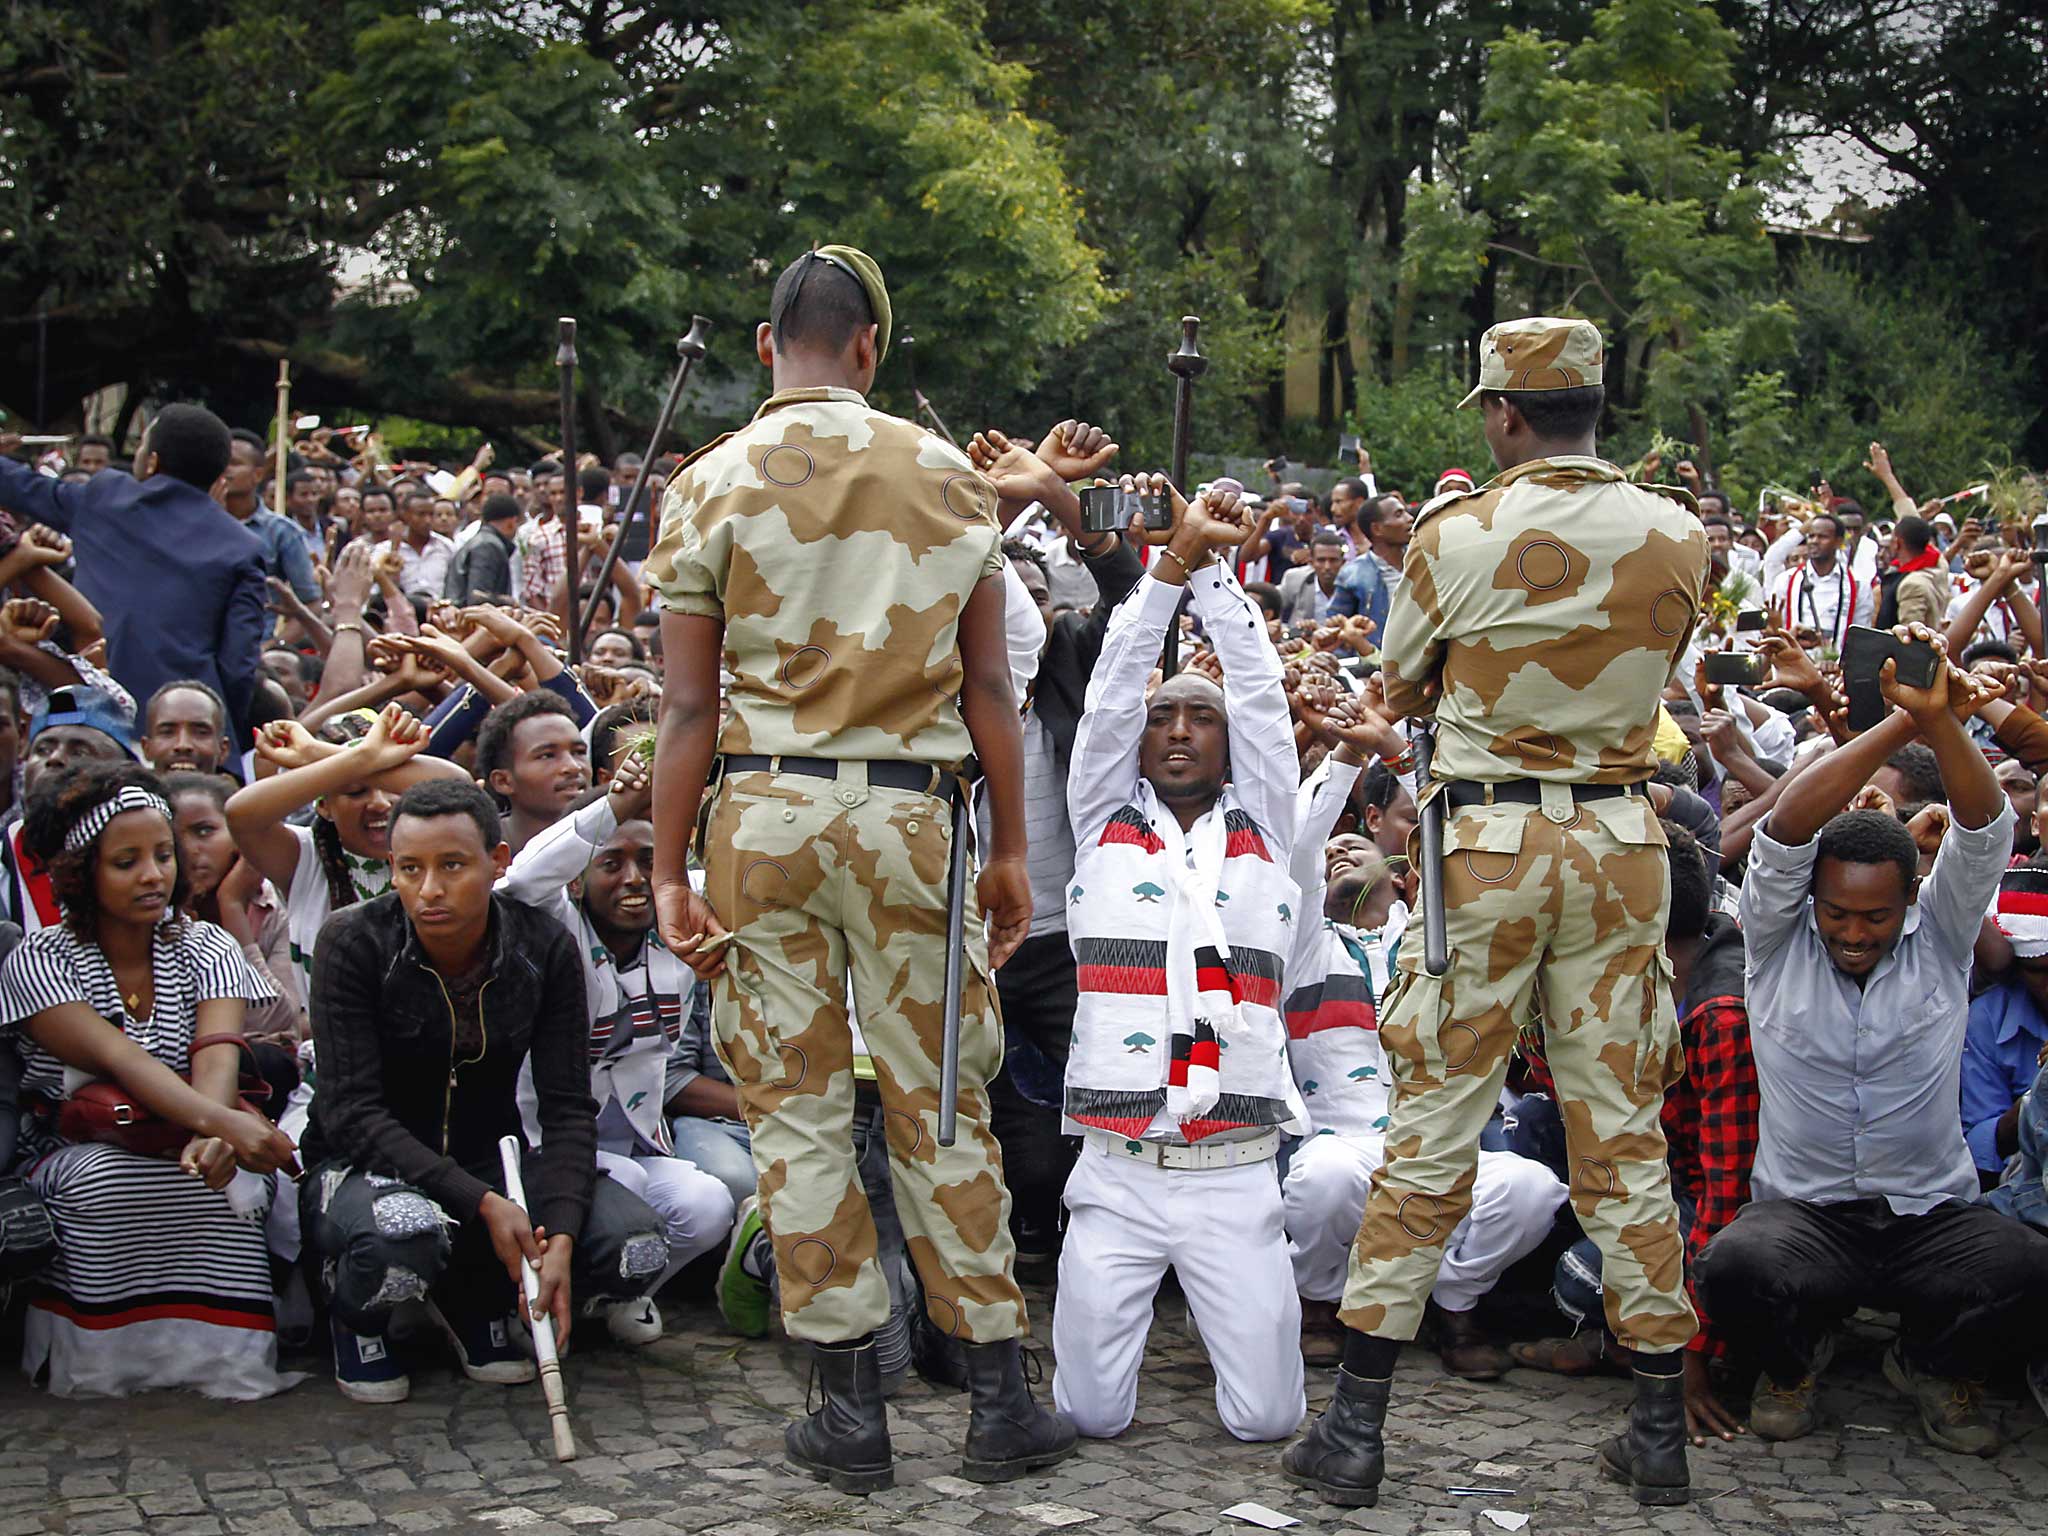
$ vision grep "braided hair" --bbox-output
[312,713,374,914]
[311,816,357,914]
[1356,760,1401,816]
[22,762,185,938]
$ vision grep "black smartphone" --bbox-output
[1078,485,1121,533]
[1734,610,1768,633]
[1703,652,1761,687]
[1078,484,1169,534]
[1810,466,1825,490]
[1841,624,1939,732]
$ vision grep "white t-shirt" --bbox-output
[282,823,392,990]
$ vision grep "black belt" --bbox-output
[719,754,962,803]
[1442,779,1640,811]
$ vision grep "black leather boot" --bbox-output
[1597,1366,1691,1505]
[960,1339,1078,1482]
[1281,1368,1391,1508]
[786,1334,893,1495]
[911,1310,970,1393]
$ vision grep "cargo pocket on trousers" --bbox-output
[1642,948,1685,1093]
[1443,804,1529,893]
[1377,961,1452,1108]
[1428,804,1529,967]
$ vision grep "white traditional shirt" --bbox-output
[1774,559,1870,649]
[1064,565,1305,1143]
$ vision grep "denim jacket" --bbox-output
[1328,552,1389,635]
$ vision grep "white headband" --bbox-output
[64,787,172,851]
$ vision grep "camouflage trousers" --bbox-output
[1340,786,1698,1354]
[700,764,1027,1345]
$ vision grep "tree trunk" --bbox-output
[1463,255,1496,392]
[581,369,617,468]
[1687,402,1715,482]
[1322,291,1356,431]
[1390,271,1414,379]
[111,385,143,454]
[1606,329,1630,428]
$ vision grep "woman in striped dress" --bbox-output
[0,763,299,1398]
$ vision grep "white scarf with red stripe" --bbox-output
[1778,561,1858,646]
[1064,784,1306,1142]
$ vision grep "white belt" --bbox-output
[1087,1129,1281,1171]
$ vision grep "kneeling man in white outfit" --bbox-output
[1053,483,1307,1443]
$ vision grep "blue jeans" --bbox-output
[668,1117,756,1207]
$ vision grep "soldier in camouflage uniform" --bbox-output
[646,246,1075,1495]
[1284,318,1708,1509]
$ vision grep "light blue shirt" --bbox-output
[1740,800,2014,1214]
[1961,981,2048,1174]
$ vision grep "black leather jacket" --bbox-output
[1033,537,1144,770]
[302,891,597,1237]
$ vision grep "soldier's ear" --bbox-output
[853,324,879,377]
[754,322,775,369]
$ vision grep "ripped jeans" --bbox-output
[300,1160,668,1337]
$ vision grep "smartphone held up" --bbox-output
[1840,625,1939,733]
[1079,483,1170,536]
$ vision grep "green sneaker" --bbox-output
[718,1194,773,1339]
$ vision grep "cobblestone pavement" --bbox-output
[0,1284,2041,1536]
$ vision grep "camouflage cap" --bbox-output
[1457,316,1604,409]
[815,244,892,367]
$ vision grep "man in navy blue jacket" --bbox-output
[0,406,267,752]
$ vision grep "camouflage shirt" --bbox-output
[1381,455,1705,784]
[645,386,1005,764]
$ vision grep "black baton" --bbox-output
[937,786,973,1147]
[1415,723,1449,977]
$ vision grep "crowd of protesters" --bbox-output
[0,396,2041,1480]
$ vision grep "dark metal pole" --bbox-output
[35,309,47,429]
[556,317,581,667]
[936,786,972,1148]
[900,330,959,448]
[579,316,712,643]
[1415,724,1449,977]
[1163,315,1207,678]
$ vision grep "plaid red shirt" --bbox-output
[519,516,566,610]
[1661,991,1759,1355]
[1516,987,1758,1355]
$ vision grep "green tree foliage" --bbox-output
[0,0,1108,452]
[1775,259,2029,507]
[981,0,1310,462]
[1407,1,1778,447]
[1,0,2038,482]
[651,1,1112,434]
[1345,373,1487,498]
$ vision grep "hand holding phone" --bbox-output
[1841,624,1940,732]
[1078,483,1168,535]
[1702,651,1762,687]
